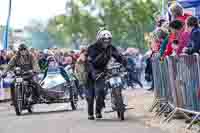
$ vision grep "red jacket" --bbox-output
[164,13,191,57]
[176,13,191,24]
[163,33,176,57]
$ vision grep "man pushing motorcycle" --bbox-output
[2,44,44,104]
[86,28,128,120]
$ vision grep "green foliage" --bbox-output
[47,0,158,51]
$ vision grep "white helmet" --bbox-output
[96,29,112,41]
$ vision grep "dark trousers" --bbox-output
[86,78,106,116]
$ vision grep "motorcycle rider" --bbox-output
[86,28,127,120]
[2,44,43,104]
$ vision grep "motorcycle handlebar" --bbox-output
[107,64,122,70]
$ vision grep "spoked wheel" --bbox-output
[112,87,125,121]
[27,106,33,113]
[71,98,78,110]
[14,85,23,116]
[117,111,125,121]
[69,85,78,110]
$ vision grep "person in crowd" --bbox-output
[156,17,167,28]
[38,52,49,81]
[184,16,200,55]
[62,53,73,67]
[0,50,8,65]
[75,49,88,99]
[85,29,127,120]
[145,25,168,91]
[168,3,191,55]
[6,50,15,63]
[160,20,184,58]
[169,2,191,24]
[150,27,168,54]
[125,53,143,88]
[145,53,154,91]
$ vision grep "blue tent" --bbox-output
[178,0,200,8]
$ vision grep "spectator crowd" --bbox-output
[148,2,200,58]
[145,2,200,91]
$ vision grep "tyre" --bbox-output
[71,100,77,110]
[13,85,23,116]
[69,85,78,110]
[27,106,33,113]
[117,111,125,121]
[112,87,125,120]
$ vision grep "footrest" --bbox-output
[104,107,134,113]
[125,107,134,110]
[104,110,115,113]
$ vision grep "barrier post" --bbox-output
[0,78,5,101]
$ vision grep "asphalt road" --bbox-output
[0,97,168,133]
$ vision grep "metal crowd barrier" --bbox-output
[0,69,11,101]
[0,78,12,102]
[149,54,200,129]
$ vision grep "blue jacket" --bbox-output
[187,27,200,54]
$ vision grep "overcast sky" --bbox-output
[0,0,66,28]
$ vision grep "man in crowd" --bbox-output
[184,16,200,54]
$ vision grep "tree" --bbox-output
[47,0,158,51]
[25,20,55,49]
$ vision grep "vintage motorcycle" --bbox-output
[7,67,78,116]
[97,63,127,120]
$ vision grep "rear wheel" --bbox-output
[27,106,33,113]
[117,111,125,120]
[13,85,23,116]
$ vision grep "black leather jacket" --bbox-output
[86,41,127,80]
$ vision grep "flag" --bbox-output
[3,0,12,50]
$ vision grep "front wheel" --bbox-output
[111,87,125,120]
[117,111,125,120]
[27,106,33,113]
[69,85,78,110]
[13,85,23,116]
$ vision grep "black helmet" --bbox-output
[18,44,27,51]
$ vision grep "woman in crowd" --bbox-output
[169,2,191,24]
[159,2,191,58]
[75,49,88,99]
[0,50,8,65]
[160,20,184,58]
[62,52,73,67]
[184,16,200,54]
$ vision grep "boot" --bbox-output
[88,115,95,120]
[96,113,102,119]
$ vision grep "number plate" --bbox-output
[109,77,122,86]
[16,78,23,82]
